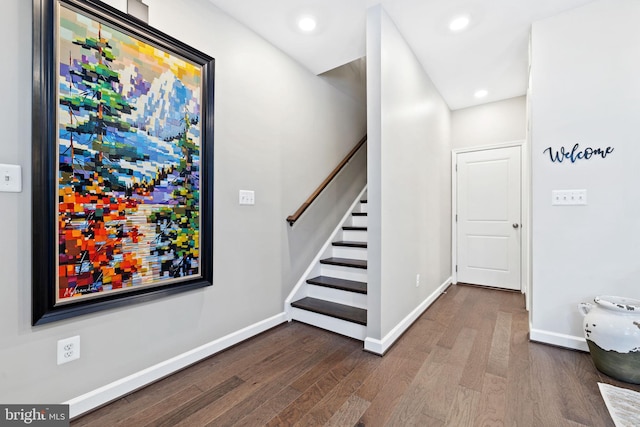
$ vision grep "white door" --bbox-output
[456,146,521,290]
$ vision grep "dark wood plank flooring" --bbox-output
[71,284,640,426]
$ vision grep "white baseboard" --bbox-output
[65,312,288,419]
[529,328,588,352]
[364,277,452,355]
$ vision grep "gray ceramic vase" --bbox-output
[578,296,640,384]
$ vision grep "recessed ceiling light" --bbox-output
[298,16,317,32]
[449,15,470,32]
[474,89,488,98]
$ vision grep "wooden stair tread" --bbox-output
[320,257,367,269]
[291,297,367,325]
[306,276,367,294]
[343,226,367,231]
[332,241,367,248]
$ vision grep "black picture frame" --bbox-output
[32,0,214,325]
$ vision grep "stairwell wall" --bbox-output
[0,0,365,407]
[366,6,452,348]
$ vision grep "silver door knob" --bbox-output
[512,223,520,229]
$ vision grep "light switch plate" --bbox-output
[239,190,255,205]
[552,189,587,206]
[0,164,22,193]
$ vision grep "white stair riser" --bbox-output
[320,264,367,282]
[332,246,367,260]
[307,285,367,308]
[290,308,367,341]
[351,216,368,227]
[287,187,369,342]
[342,229,367,241]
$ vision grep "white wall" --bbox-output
[366,6,451,349]
[530,0,640,349]
[0,0,365,406]
[451,96,526,150]
[320,57,367,106]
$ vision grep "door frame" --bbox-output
[451,140,530,309]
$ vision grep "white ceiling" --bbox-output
[207,0,596,110]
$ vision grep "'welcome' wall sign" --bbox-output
[544,143,614,163]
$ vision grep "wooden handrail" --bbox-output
[287,135,367,226]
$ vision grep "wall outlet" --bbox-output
[57,336,80,365]
[416,273,420,287]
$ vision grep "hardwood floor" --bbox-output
[71,284,640,426]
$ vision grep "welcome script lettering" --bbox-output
[543,143,614,163]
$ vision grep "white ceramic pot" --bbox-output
[578,295,640,384]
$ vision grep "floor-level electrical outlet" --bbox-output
[57,336,80,365]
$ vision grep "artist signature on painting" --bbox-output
[543,143,614,163]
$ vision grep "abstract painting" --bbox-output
[32,0,214,325]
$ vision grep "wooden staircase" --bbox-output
[287,191,368,340]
